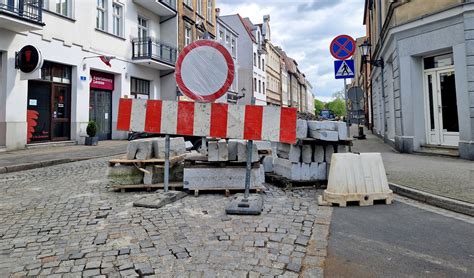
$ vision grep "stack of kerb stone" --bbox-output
[272,119,348,181]
[108,137,186,186]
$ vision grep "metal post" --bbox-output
[243,96,256,200]
[343,78,351,151]
[164,134,170,192]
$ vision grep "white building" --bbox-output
[0,0,178,150]
[220,14,267,105]
[216,16,238,104]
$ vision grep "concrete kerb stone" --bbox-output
[389,183,474,217]
[1,156,113,174]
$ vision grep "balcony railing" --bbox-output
[158,0,176,11]
[0,0,43,24]
[132,37,177,66]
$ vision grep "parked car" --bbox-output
[320,109,335,120]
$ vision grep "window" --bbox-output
[258,80,261,93]
[184,0,193,9]
[138,16,148,39]
[112,3,122,37]
[231,39,236,57]
[225,35,230,44]
[96,0,106,30]
[263,82,265,93]
[131,77,151,99]
[262,58,265,69]
[56,0,70,16]
[253,53,256,66]
[254,78,257,92]
[258,55,261,69]
[185,26,192,46]
[207,0,212,21]
[197,0,202,15]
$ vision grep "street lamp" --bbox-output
[359,40,386,137]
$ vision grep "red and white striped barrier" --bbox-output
[117,99,297,144]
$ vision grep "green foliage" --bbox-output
[86,121,97,137]
[314,99,325,115]
[326,89,347,117]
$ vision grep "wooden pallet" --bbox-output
[265,172,327,190]
[185,158,260,169]
[111,182,183,192]
[318,192,394,207]
[108,154,186,167]
[190,187,264,197]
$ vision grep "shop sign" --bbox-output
[90,71,114,90]
[17,45,43,73]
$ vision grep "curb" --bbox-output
[389,183,474,217]
[0,153,124,174]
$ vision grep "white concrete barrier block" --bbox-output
[309,130,339,141]
[313,145,325,162]
[237,141,259,162]
[297,119,308,139]
[301,163,310,181]
[228,139,240,161]
[208,141,219,162]
[254,140,272,150]
[274,158,301,180]
[325,145,335,163]
[152,137,186,159]
[308,120,338,132]
[302,145,313,163]
[263,156,274,173]
[183,167,263,190]
[218,139,229,161]
[337,122,348,140]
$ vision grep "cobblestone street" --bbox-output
[0,158,331,277]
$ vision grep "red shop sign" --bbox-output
[90,70,114,90]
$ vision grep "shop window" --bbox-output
[41,62,71,84]
[131,77,150,99]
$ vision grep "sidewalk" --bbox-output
[0,140,128,174]
[350,126,474,206]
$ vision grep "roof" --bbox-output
[216,16,239,37]
[239,15,257,43]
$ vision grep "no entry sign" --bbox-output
[176,40,235,102]
[330,35,356,60]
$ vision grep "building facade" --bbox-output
[0,0,178,150]
[177,0,216,52]
[216,16,239,104]
[220,14,267,105]
[365,0,474,160]
[266,41,282,105]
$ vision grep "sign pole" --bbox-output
[164,134,170,193]
[243,96,256,200]
[344,78,351,152]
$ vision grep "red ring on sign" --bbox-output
[330,35,356,60]
[176,40,235,102]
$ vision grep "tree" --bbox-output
[314,99,325,115]
[326,89,346,117]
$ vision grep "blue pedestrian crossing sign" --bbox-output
[334,60,355,79]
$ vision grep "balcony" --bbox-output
[0,0,44,33]
[133,0,176,17]
[132,38,177,70]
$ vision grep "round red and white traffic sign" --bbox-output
[176,40,235,102]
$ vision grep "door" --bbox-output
[90,90,112,140]
[51,84,71,141]
[137,16,148,56]
[424,69,459,146]
[27,81,52,142]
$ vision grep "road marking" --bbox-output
[395,196,474,224]
[337,232,469,273]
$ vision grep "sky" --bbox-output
[217,0,366,103]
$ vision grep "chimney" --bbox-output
[215,8,220,17]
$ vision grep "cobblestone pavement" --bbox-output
[0,158,332,277]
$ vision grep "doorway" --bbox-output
[424,69,459,146]
[89,90,112,140]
